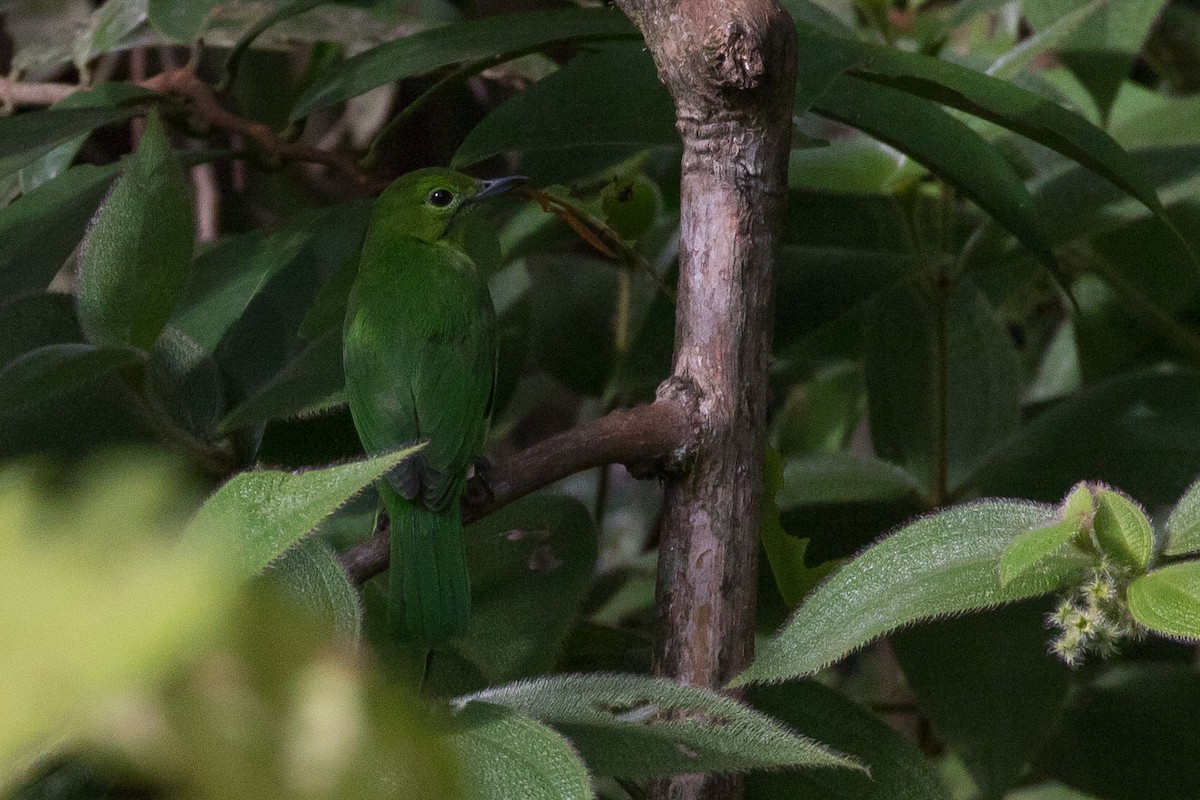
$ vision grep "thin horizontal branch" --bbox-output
[338,395,696,585]
[141,68,371,187]
[0,77,80,107]
[0,70,371,186]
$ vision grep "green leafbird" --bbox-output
[343,168,525,643]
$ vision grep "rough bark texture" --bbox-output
[612,0,797,797]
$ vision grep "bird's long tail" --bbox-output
[381,487,471,643]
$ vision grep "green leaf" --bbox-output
[1127,562,1200,641]
[0,106,136,181]
[747,681,951,800]
[172,201,369,353]
[0,292,83,367]
[1165,477,1200,557]
[183,446,424,578]
[762,446,836,609]
[72,0,149,71]
[974,369,1200,507]
[1091,487,1153,572]
[18,84,149,193]
[734,500,1091,685]
[263,537,362,639]
[147,0,216,41]
[1038,663,1200,800]
[0,164,119,300]
[864,278,1022,496]
[1024,0,1164,53]
[453,495,598,684]
[291,7,639,120]
[145,326,227,436]
[985,3,1102,80]
[810,75,1059,278]
[794,21,1182,253]
[779,452,923,507]
[0,342,144,413]
[453,42,676,168]
[999,520,1082,588]
[455,674,860,777]
[449,702,592,800]
[890,601,1073,800]
[214,330,344,434]
[76,112,194,350]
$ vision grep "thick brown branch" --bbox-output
[338,396,696,585]
[140,69,371,187]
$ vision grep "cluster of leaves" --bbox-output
[4,0,1200,798]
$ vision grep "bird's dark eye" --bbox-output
[428,189,454,207]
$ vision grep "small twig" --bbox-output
[338,394,697,585]
[140,68,371,188]
[0,76,79,108]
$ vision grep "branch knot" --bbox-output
[704,21,766,90]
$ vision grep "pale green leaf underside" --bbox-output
[999,519,1080,588]
[1092,488,1153,571]
[1128,562,1200,642]
[456,673,860,777]
[450,702,593,800]
[184,445,424,578]
[735,501,1091,686]
[1165,477,1200,556]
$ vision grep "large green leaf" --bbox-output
[0,164,118,299]
[72,0,148,71]
[0,105,137,181]
[145,325,227,437]
[890,601,1072,800]
[183,446,424,578]
[453,495,598,684]
[793,21,1179,246]
[733,500,1090,685]
[449,702,592,800]
[76,112,194,350]
[1127,562,1200,641]
[291,7,639,120]
[453,42,676,168]
[811,75,1058,276]
[974,369,1200,506]
[747,681,951,800]
[0,342,144,413]
[864,277,1023,497]
[455,674,860,777]
[1039,664,1200,800]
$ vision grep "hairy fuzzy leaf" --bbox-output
[734,501,1091,685]
[449,702,592,800]
[456,673,860,777]
[184,446,424,577]
[1166,478,1200,557]
[76,112,194,350]
[1127,562,1200,641]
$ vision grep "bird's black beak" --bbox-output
[469,175,528,204]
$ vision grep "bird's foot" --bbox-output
[464,456,495,507]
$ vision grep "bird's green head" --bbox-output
[374,168,526,244]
